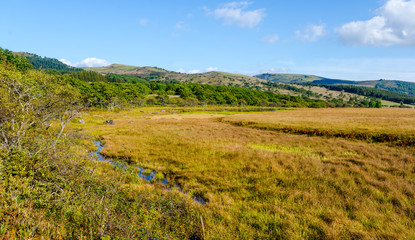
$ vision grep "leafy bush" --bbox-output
[0,48,32,72]
[0,65,79,154]
[0,49,205,239]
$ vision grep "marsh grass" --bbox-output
[75,107,415,239]
[222,108,415,135]
[222,108,415,146]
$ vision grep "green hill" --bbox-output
[373,79,415,95]
[5,49,415,105]
[8,49,415,97]
[84,65,415,105]
[255,73,415,96]
[14,52,81,71]
[85,64,266,89]
[255,73,324,83]
[83,64,170,76]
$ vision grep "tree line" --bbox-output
[308,83,415,105]
[68,76,327,108]
[1,48,396,108]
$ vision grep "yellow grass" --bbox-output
[75,107,415,239]
[223,108,415,136]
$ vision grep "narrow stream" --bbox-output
[90,141,206,204]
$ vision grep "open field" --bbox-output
[74,107,415,239]
[222,108,415,135]
[222,108,415,146]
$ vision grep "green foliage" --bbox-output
[105,73,147,83]
[0,55,204,239]
[71,70,107,82]
[375,79,415,96]
[65,73,328,108]
[0,48,32,72]
[257,73,415,97]
[255,73,324,83]
[21,52,82,71]
[263,81,320,98]
[0,65,80,153]
[146,82,326,107]
[375,100,382,108]
[312,84,415,104]
[69,78,151,107]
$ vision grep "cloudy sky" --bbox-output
[1,0,415,81]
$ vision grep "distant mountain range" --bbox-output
[254,73,415,96]
[86,64,415,96]
[83,64,266,89]
[9,49,415,97]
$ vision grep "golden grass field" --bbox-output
[75,107,415,239]
[223,108,415,135]
[222,108,415,147]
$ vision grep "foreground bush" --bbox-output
[0,53,205,239]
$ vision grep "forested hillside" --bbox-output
[374,79,415,96]
[86,65,413,106]
[85,64,266,90]
[256,73,415,96]
[255,73,324,83]
[4,48,414,107]
[14,52,81,71]
[311,83,415,105]
[67,72,329,108]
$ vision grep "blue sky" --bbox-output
[1,0,415,81]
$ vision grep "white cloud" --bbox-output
[177,67,219,74]
[174,21,191,31]
[208,2,266,28]
[188,69,202,74]
[177,68,201,74]
[262,34,279,44]
[296,24,326,41]
[336,0,415,46]
[205,67,218,72]
[223,1,250,8]
[139,18,148,26]
[59,59,72,66]
[261,67,289,73]
[59,58,111,68]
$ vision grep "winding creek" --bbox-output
[90,140,206,204]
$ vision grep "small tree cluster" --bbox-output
[0,52,80,155]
